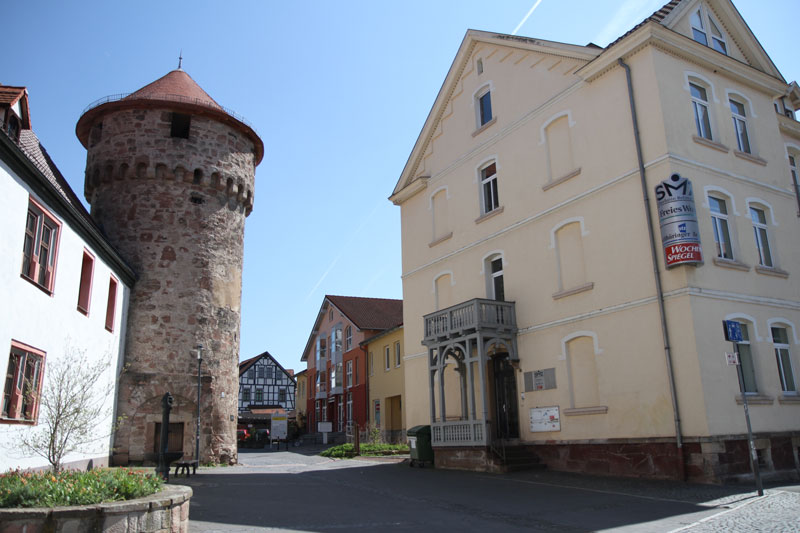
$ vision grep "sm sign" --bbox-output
[655,174,703,267]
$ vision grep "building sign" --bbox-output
[271,412,288,440]
[655,174,702,267]
[723,320,743,343]
[530,406,560,432]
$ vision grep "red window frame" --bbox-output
[77,250,95,315]
[105,276,119,332]
[20,197,61,294]
[2,341,46,424]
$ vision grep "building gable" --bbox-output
[659,0,783,80]
[391,31,600,205]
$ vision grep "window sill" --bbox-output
[552,282,594,300]
[754,265,789,278]
[472,116,497,137]
[475,206,504,224]
[0,417,36,425]
[693,135,729,153]
[778,393,800,404]
[429,232,453,248]
[733,150,767,166]
[735,394,774,405]
[20,274,54,296]
[713,257,750,271]
[563,406,608,416]
[542,168,581,191]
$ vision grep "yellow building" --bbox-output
[294,369,308,431]
[391,0,800,482]
[363,325,405,443]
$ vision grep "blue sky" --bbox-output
[4,0,797,371]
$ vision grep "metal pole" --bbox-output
[196,345,203,466]
[734,341,763,496]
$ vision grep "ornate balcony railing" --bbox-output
[431,420,488,447]
[423,298,516,343]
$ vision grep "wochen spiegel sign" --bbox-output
[655,173,703,267]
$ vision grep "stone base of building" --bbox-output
[433,433,800,483]
[531,433,800,484]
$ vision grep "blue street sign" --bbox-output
[723,320,743,343]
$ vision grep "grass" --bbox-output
[0,468,163,508]
[320,443,410,458]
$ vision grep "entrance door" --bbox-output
[492,354,519,439]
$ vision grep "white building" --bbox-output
[0,85,135,471]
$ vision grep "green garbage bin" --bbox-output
[407,425,433,467]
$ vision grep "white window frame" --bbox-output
[734,322,758,394]
[771,326,797,393]
[475,85,493,128]
[479,161,499,215]
[384,346,391,371]
[346,360,353,388]
[690,82,713,140]
[749,206,773,267]
[394,342,401,368]
[788,150,800,215]
[345,325,352,351]
[729,98,751,154]
[691,6,728,54]
[708,195,734,260]
[483,253,505,301]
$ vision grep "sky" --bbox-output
[4,0,798,372]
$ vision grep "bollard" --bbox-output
[157,392,174,481]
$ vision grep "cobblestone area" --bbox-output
[672,490,800,532]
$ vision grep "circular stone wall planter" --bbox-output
[0,485,192,533]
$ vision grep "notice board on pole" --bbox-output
[271,412,288,440]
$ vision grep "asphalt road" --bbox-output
[177,447,800,532]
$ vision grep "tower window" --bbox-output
[170,113,191,139]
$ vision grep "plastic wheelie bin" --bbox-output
[407,425,433,467]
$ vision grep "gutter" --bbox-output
[617,58,685,478]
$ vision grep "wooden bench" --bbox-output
[174,460,198,476]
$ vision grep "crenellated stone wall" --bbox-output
[82,106,257,465]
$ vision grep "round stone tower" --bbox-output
[76,69,263,465]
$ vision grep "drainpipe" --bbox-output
[617,58,685,478]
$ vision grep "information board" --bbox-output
[530,406,560,432]
[271,412,288,440]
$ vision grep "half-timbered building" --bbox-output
[238,351,296,413]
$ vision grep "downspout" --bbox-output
[617,58,685,478]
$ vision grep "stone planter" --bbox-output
[0,484,192,533]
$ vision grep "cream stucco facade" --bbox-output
[364,326,405,442]
[392,0,800,481]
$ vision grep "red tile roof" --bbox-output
[603,0,680,51]
[0,85,25,106]
[125,69,222,109]
[326,295,403,331]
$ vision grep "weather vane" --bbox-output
[178,50,183,70]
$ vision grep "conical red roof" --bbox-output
[125,69,222,109]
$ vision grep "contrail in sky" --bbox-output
[303,201,384,302]
[512,0,544,35]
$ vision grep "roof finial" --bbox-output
[178,50,183,70]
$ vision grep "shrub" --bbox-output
[0,468,163,508]
[320,443,409,458]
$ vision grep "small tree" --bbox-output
[19,345,119,472]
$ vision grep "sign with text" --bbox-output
[271,412,288,440]
[655,174,703,267]
[726,352,739,365]
[723,320,743,343]
[317,421,332,433]
[530,406,560,432]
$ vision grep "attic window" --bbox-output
[170,113,191,139]
[6,114,20,141]
[690,6,727,55]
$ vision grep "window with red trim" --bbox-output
[2,342,45,423]
[77,251,94,315]
[105,276,118,332]
[21,199,60,293]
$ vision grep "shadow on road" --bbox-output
[178,457,770,532]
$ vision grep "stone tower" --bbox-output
[76,69,264,465]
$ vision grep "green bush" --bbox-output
[320,443,409,458]
[0,468,163,508]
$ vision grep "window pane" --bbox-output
[777,348,796,391]
[749,207,766,224]
[690,83,707,101]
[493,274,505,301]
[737,342,757,393]
[772,327,789,345]
[479,92,492,125]
[709,197,727,214]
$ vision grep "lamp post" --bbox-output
[195,345,203,466]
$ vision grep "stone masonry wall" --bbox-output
[83,107,257,464]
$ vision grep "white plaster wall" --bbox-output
[0,160,130,472]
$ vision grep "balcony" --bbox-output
[315,384,327,400]
[424,298,516,344]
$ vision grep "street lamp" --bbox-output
[195,345,203,466]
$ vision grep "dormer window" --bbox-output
[690,6,727,55]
